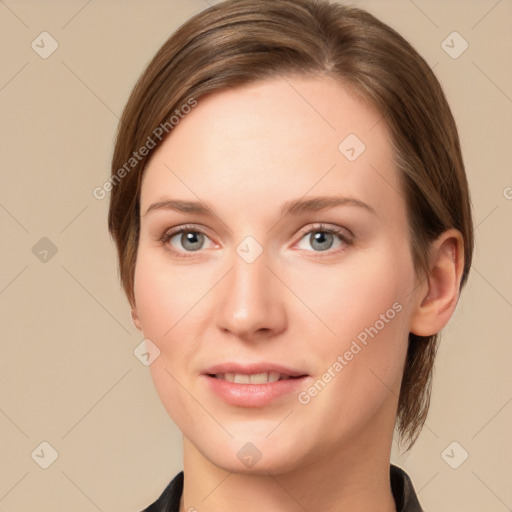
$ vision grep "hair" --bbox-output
[108,0,474,448]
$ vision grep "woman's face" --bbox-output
[133,75,421,474]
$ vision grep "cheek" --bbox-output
[133,253,205,428]
[291,244,413,409]
[290,245,413,344]
[308,250,414,418]
[133,249,211,340]
[132,250,217,400]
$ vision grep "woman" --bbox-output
[108,1,474,510]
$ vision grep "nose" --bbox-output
[214,250,287,341]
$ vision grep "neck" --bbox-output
[179,424,397,512]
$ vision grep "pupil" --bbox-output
[311,231,333,251]
[182,231,202,251]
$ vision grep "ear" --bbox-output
[131,303,142,331]
[410,229,465,337]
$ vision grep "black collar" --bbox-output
[142,464,424,512]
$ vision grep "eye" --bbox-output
[160,224,215,257]
[295,224,351,253]
[159,223,351,258]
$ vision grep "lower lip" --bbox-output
[203,375,308,407]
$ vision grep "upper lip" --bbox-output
[203,362,308,377]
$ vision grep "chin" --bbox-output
[207,444,310,476]
[185,423,323,476]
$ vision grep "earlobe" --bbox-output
[410,229,464,337]
[131,308,142,331]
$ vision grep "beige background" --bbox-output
[0,0,511,510]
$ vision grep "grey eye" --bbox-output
[176,231,205,251]
[309,231,334,251]
[296,228,346,253]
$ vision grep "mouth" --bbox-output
[202,363,309,407]
[209,372,302,383]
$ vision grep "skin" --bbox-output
[131,75,464,512]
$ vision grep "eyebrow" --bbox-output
[143,196,376,217]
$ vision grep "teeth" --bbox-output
[215,371,286,383]
[251,371,281,383]
[267,371,281,383]
[249,372,268,384]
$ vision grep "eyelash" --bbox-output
[158,223,352,259]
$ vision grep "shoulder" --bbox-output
[390,464,425,512]
[139,466,424,511]
[140,471,184,512]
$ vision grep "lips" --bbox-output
[204,362,307,384]
[204,362,307,379]
[202,362,309,407]
[213,372,289,383]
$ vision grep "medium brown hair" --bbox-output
[108,0,474,447]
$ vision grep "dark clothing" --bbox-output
[390,464,425,511]
[142,464,424,511]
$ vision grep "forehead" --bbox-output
[140,75,402,220]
